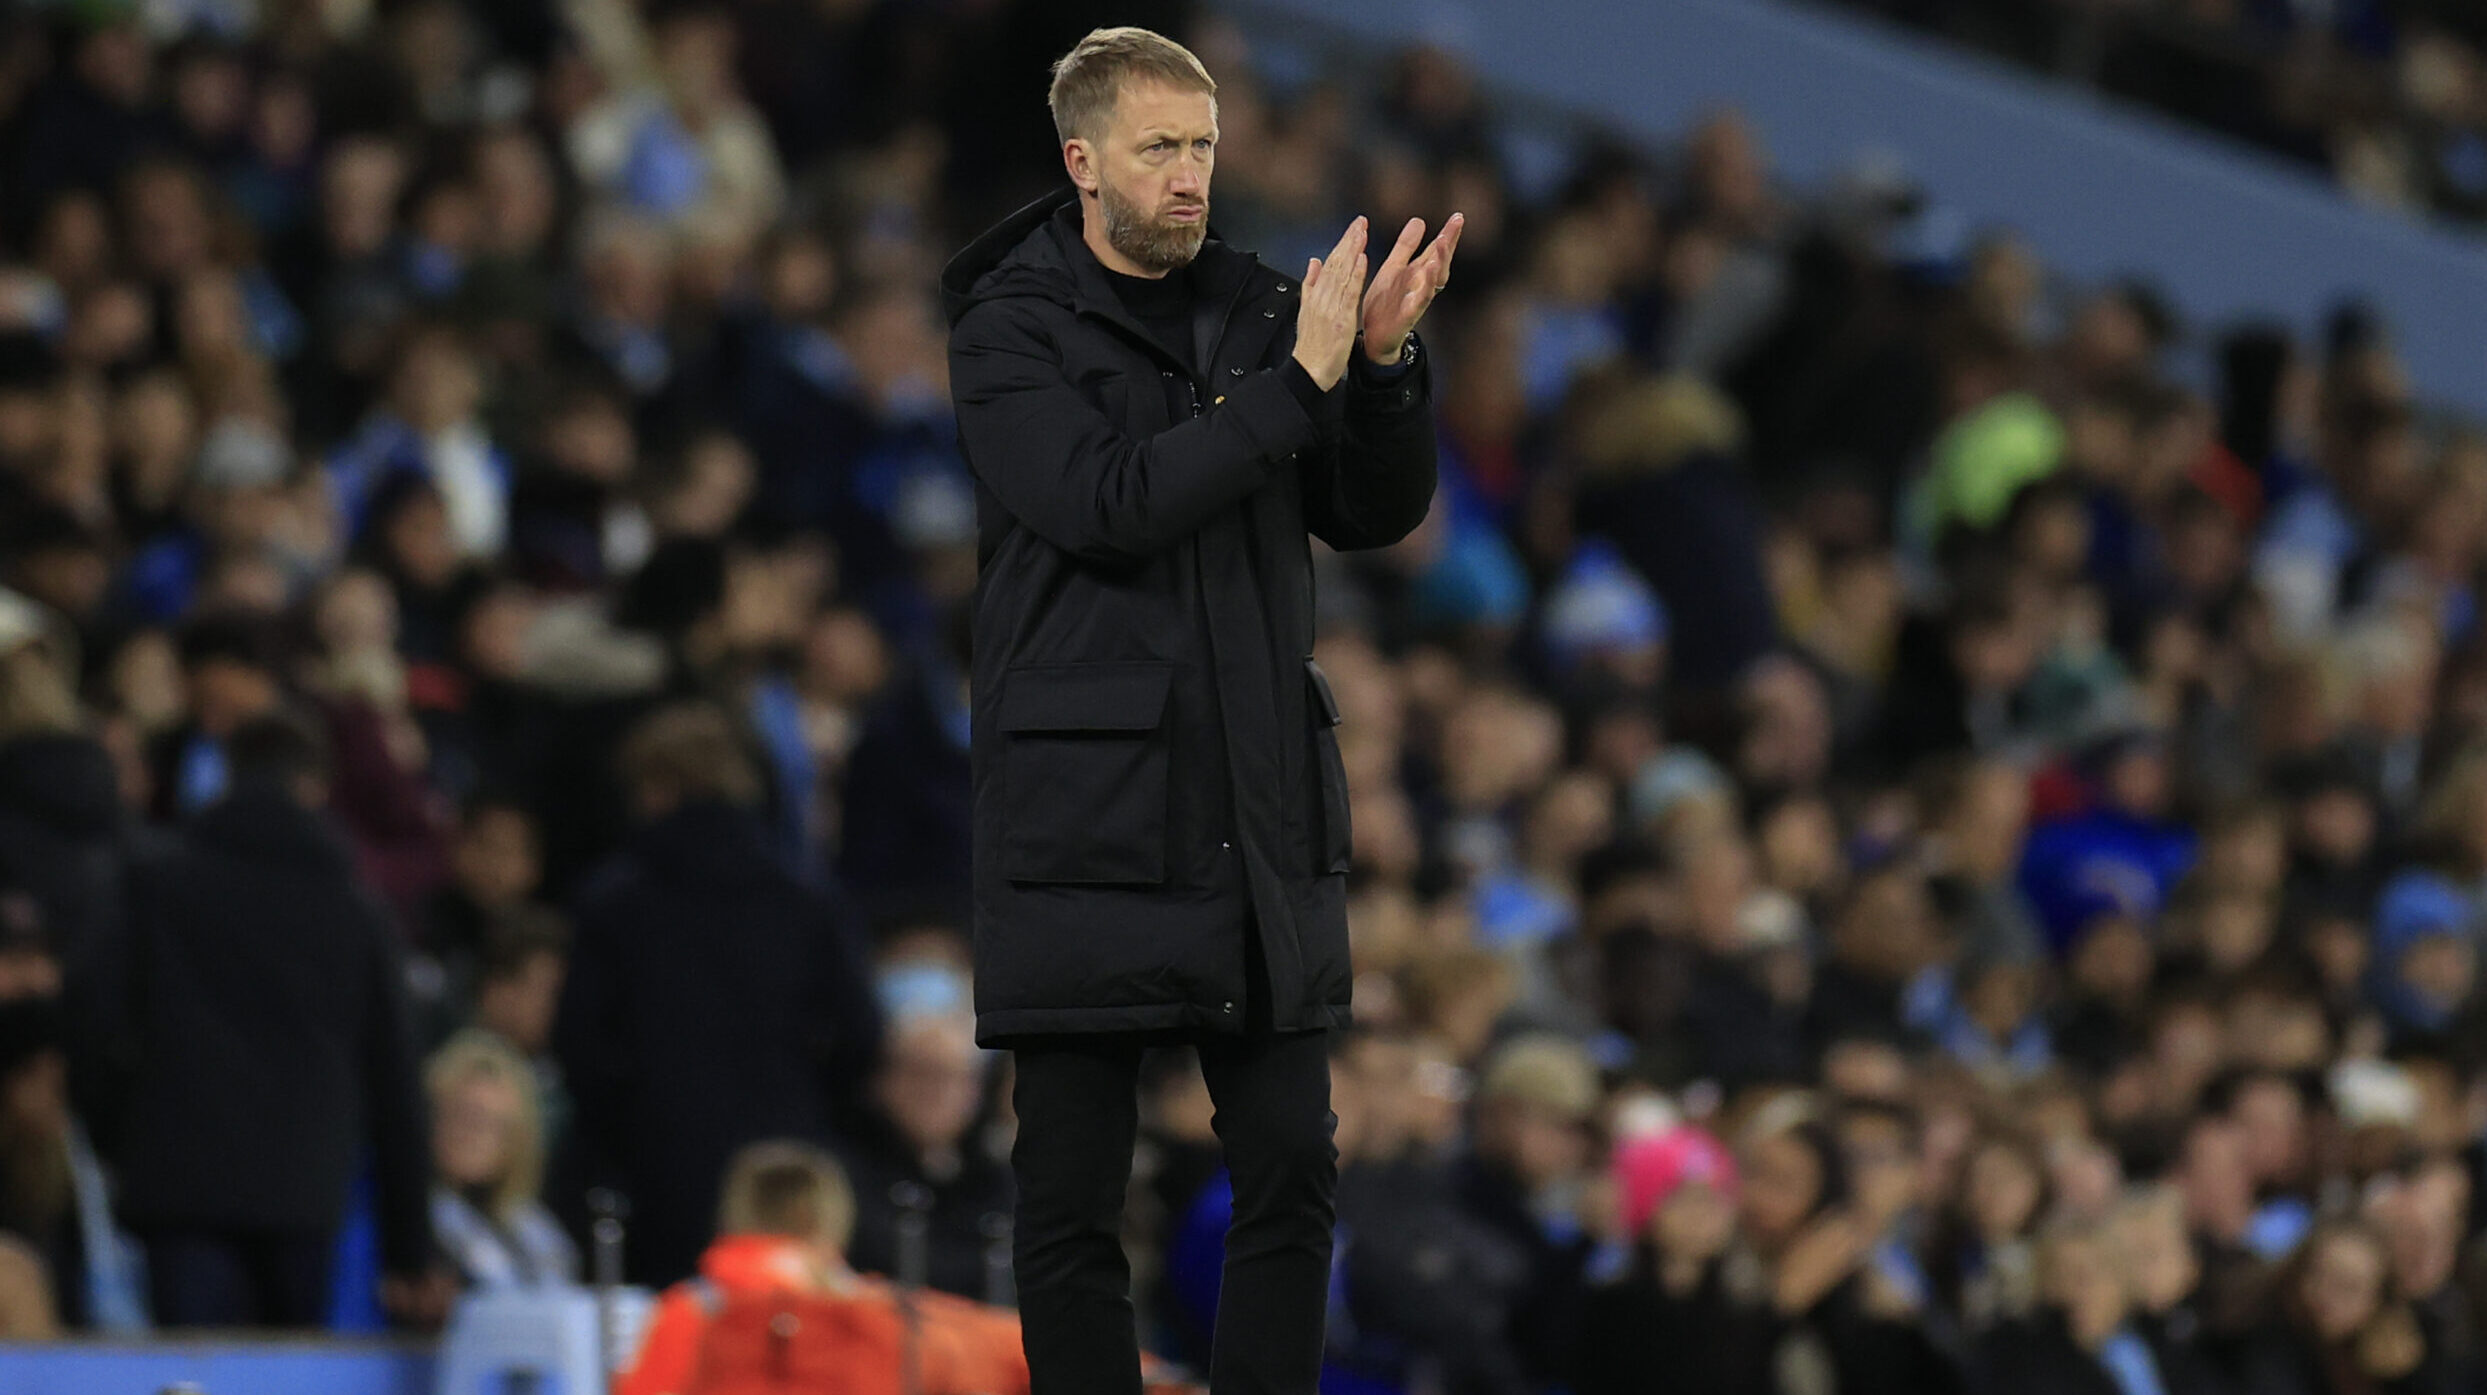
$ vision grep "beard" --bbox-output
[1100,176,1208,273]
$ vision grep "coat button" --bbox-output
[1161,370,1174,378]
[1214,395,1226,404]
[1220,841,1231,849]
[1230,366,1244,377]
[1221,1001,1235,1013]
[1261,308,1276,318]
[1275,282,1290,293]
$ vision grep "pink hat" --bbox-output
[1613,1126,1738,1240]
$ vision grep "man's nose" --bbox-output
[1169,160,1204,194]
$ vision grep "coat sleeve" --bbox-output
[949,298,1323,565]
[360,899,435,1278]
[553,887,638,1195]
[1300,336,1438,552]
[805,882,885,1134]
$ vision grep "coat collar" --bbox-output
[942,186,1279,380]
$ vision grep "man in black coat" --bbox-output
[553,703,883,1286]
[113,712,439,1328]
[939,26,1455,1395]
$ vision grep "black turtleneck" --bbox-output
[1101,261,1198,373]
[1096,248,1408,416]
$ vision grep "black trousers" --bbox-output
[1011,1025,1337,1395]
[142,1227,335,1328]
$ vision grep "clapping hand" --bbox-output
[1359,213,1464,364]
[1292,217,1368,391]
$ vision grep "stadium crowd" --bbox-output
[1827,0,2487,223]
[0,0,2483,1393]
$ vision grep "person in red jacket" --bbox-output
[626,1141,1210,1395]
[617,1139,1030,1395]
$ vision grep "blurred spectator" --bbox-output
[1452,1034,1602,1389]
[0,865,142,1336]
[554,702,882,1285]
[836,989,1012,1303]
[0,592,128,1118]
[1735,1099,1962,1395]
[327,322,509,560]
[111,710,439,1328]
[148,611,287,819]
[1580,1124,1770,1395]
[565,1,785,254]
[425,1029,576,1291]
[467,906,573,1168]
[1965,1217,2151,1395]
[617,1139,1035,1395]
[413,793,544,1028]
[1569,375,1780,695]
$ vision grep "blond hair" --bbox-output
[1573,374,1748,480]
[718,1141,856,1250]
[1048,27,1215,146]
[426,1030,547,1223]
[618,702,762,808]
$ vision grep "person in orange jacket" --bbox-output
[618,1140,1197,1395]
[617,1140,1030,1395]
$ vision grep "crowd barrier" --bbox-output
[0,1338,436,1395]
[0,1287,656,1395]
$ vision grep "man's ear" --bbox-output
[1064,139,1099,195]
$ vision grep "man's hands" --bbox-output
[1291,212,1466,391]
[1291,217,1367,392]
[1360,212,1464,364]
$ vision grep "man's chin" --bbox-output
[1120,228,1208,272]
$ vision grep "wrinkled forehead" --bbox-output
[1105,78,1218,141]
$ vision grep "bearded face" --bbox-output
[1073,79,1216,274]
[1099,166,1208,272]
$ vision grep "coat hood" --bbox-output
[940,187,1082,328]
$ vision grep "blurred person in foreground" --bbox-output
[940,26,1457,1395]
[554,703,882,1286]
[113,710,443,1328]
[618,1140,1091,1395]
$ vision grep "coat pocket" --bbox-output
[1307,658,1352,875]
[998,661,1176,885]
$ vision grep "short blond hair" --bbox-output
[426,1030,548,1223]
[618,702,762,808]
[1048,27,1215,146]
[718,1141,856,1250]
